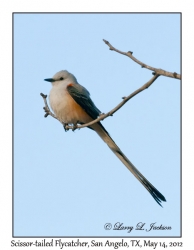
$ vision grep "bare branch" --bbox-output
[40,74,159,130]
[103,39,181,80]
[40,93,57,120]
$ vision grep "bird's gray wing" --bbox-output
[67,83,101,120]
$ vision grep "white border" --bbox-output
[1,0,193,249]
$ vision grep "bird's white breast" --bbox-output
[49,82,92,124]
[49,82,72,122]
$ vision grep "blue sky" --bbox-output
[13,13,180,237]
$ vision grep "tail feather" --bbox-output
[92,122,166,206]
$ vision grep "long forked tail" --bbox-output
[93,123,166,206]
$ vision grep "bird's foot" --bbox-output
[72,122,79,131]
[63,123,69,132]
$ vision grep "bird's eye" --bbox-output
[60,77,64,80]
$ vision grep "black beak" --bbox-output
[44,78,55,82]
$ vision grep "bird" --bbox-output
[44,70,166,206]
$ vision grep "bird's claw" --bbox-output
[72,123,78,131]
[63,123,69,132]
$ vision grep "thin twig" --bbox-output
[40,93,57,120]
[40,74,159,130]
[103,39,181,80]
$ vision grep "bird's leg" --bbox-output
[63,123,69,132]
[72,121,80,131]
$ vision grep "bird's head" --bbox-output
[44,70,77,85]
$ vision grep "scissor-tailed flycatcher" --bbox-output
[44,70,166,206]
